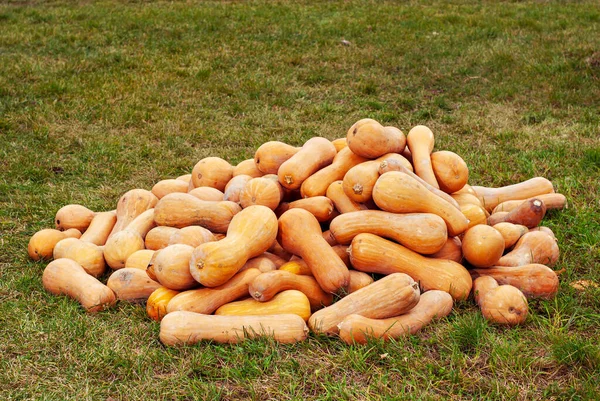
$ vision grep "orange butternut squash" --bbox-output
[146,287,179,321]
[190,157,233,191]
[492,223,528,249]
[430,151,469,194]
[471,177,554,212]
[169,225,216,248]
[276,196,335,223]
[278,137,336,190]
[461,225,505,268]
[215,290,311,321]
[151,179,189,200]
[326,180,369,214]
[406,125,438,188]
[223,174,253,203]
[473,276,528,326]
[239,177,283,210]
[55,204,95,232]
[233,159,264,178]
[346,119,406,159]
[254,141,300,175]
[487,198,546,228]
[347,271,374,294]
[492,193,567,214]
[153,244,198,290]
[470,264,559,299]
[187,186,225,201]
[496,231,559,267]
[107,267,161,302]
[28,228,82,261]
[55,238,106,277]
[110,189,158,237]
[145,226,178,250]
[79,211,117,246]
[430,236,463,263]
[125,249,155,270]
[331,137,347,152]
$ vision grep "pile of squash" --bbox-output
[28,119,565,345]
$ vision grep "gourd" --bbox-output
[492,223,528,249]
[278,208,350,293]
[79,211,117,246]
[54,238,106,277]
[460,203,488,229]
[169,225,216,248]
[347,271,374,294]
[153,244,198,291]
[348,233,472,300]
[406,125,438,188]
[176,174,192,183]
[151,179,189,199]
[167,268,261,314]
[109,189,158,237]
[254,141,300,174]
[55,204,95,232]
[326,181,369,214]
[429,237,463,263]
[470,264,559,299]
[496,231,559,267]
[153,193,241,232]
[249,270,333,311]
[372,171,469,237]
[28,228,82,261]
[146,287,179,321]
[42,258,116,312]
[278,137,336,190]
[215,290,311,321]
[124,249,155,270]
[239,177,283,210]
[233,159,264,178]
[331,137,347,152]
[190,157,233,191]
[103,209,156,269]
[145,226,179,250]
[223,175,253,203]
[461,225,505,268]
[430,150,469,194]
[187,187,225,201]
[471,177,554,212]
[300,146,368,198]
[189,205,278,287]
[308,273,420,335]
[473,276,528,326]
[492,193,566,214]
[276,196,335,223]
[52,237,81,259]
[329,210,447,255]
[338,290,453,344]
[346,119,406,158]
[106,267,162,302]
[160,312,309,345]
[487,198,546,228]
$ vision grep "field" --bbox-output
[1,1,599,399]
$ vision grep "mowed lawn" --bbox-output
[1,0,599,399]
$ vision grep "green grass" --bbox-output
[1,0,599,399]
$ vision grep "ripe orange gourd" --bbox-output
[54,238,106,277]
[103,209,156,270]
[338,290,453,344]
[124,249,155,270]
[470,264,559,299]
[189,205,278,287]
[169,225,216,248]
[346,119,406,159]
[329,210,447,254]
[223,174,253,203]
[331,137,347,152]
[42,258,116,312]
[145,226,179,250]
[239,177,283,210]
[308,273,420,335]
[146,287,179,321]
[347,271,374,294]
[254,141,300,174]
[276,196,335,223]
[151,179,189,199]
[430,150,469,194]
[406,125,438,188]
[278,208,350,293]
[55,204,95,232]
[154,193,241,232]
[496,231,559,267]
[326,180,369,214]
[349,233,472,300]
[487,198,546,228]
[79,211,117,246]
[233,159,264,178]
[492,193,566,214]
[109,189,158,237]
[460,203,488,229]
[153,244,198,291]
[28,228,82,261]
[177,174,192,183]
[160,312,309,345]
[461,225,505,268]
[492,223,528,249]
[190,157,233,191]
[278,137,336,190]
[187,186,225,201]
[215,290,311,321]
[471,177,554,212]
[107,267,162,302]
[373,171,469,237]
[429,236,463,263]
[473,276,528,326]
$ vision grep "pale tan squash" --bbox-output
[55,204,95,232]
[79,211,117,246]
[107,267,162,302]
[151,179,189,199]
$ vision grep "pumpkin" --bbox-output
[461,225,505,268]
[239,176,283,210]
[223,174,253,203]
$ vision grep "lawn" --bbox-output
[1,0,599,399]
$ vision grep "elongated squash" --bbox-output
[107,267,162,302]
[223,174,253,203]
[187,186,225,201]
[338,290,453,344]
[326,180,369,214]
[80,211,117,246]
[487,198,546,228]
[146,287,179,321]
[110,189,158,237]
[276,196,335,223]
[216,290,311,321]
[492,193,566,214]
[278,137,336,190]
[254,141,300,175]
[430,151,469,194]
[492,223,528,249]
[233,159,264,178]
[152,179,189,200]
[55,238,106,277]
[496,231,559,267]
[55,204,95,232]
[473,276,528,326]
[308,273,420,335]
[471,177,554,212]
[429,237,462,263]
[346,119,406,159]
[406,125,438,188]
[28,228,81,261]
[125,249,155,270]
[160,312,309,345]
[349,233,472,300]
[470,264,559,299]
[154,244,198,290]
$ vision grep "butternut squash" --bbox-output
[190,157,233,191]
[146,287,179,321]
[278,259,313,276]
[104,209,156,270]
[346,119,406,159]
[79,211,117,246]
[349,233,472,300]
[460,203,488,229]
[267,239,293,261]
[430,237,463,263]
[153,244,198,290]
[28,228,81,261]
[52,237,81,259]
[452,193,483,208]
[125,249,155,270]
[278,208,350,293]
[430,151,469,194]
[322,230,338,246]
[249,270,333,311]
[492,223,528,249]
[406,125,438,188]
[169,225,216,248]
[487,198,546,228]
[233,159,264,178]
[216,290,311,321]
[331,137,347,152]
[110,189,158,237]
[276,196,335,223]
[240,177,283,210]
[373,171,469,237]
[176,174,192,183]
[329,210,447,254]
[154,193,241,233]
[151,179,189,200]
[496,231,559,267]
[492,193,566,214]
[461,225,505,268]
[278,137,336,190]
[187,186,225,201]
[300,146,368,198]
[308,273,420,335]
[223,174,253,203]
[145,226,178,250]
[238,255,278,274]
[347,271,374,294]
[167,268,261,313]
[471,177,554,212]
[529,226,556,240]
[473,276,528,326]
[470,264,559,299]
[42,258,116,312]
[55,204,95,232]
[254,141,300,174]
[189,205,278,287]
[160,312,309,345]
[55,239,106,277]
[338,290,453,344]
[326,180,369,214]
[107,267,161,302]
